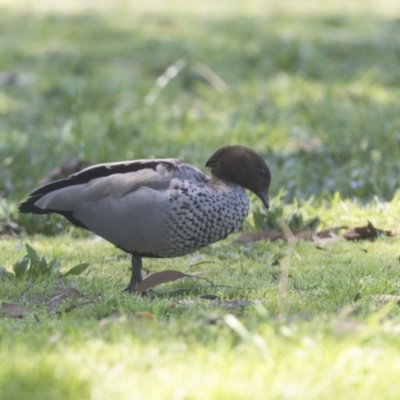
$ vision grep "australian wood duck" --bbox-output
[19,145,271,292]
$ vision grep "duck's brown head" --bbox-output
[206,145,271,209]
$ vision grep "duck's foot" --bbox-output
[123,255,143,294]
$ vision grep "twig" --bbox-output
[277,219,298,321]
[145,58,187,106]
[191,61,228,91]
[144,58,228,106]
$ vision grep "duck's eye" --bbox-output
[259,168,267,176]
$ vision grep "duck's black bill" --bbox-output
[258,188,269,209]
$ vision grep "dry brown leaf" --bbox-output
[234,222,395,246]
[343,221,396,241]
[1,302,35,316]
[136,270,192,293]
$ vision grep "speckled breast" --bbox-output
[158,179,250,257]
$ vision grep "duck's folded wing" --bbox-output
[19,159,181,215]
[36,168,171,210]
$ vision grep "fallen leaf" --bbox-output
[235,223,395,246]
[343,221,396,241]
[136,270,192,293]
[1,303,35,316]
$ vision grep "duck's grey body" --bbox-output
[32,159,249,258]
[19,145,271,292]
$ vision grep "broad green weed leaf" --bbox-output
[27,255,49,278]
[13,257,29,278]
[48,258,61,274]
[64,263,90,276]
[25,243,40,266]
[39,256,49,274]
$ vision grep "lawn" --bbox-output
[1,0,400,399]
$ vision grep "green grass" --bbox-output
[1,229,400,399]
[1,0,400,398]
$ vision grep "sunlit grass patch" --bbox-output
[1,0,400,398]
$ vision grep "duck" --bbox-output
[19,145,271,292]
